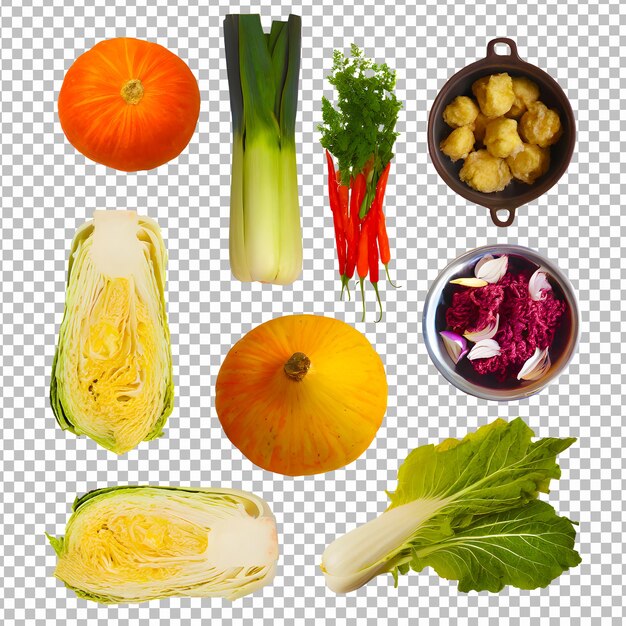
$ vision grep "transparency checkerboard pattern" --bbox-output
[0,0,624,624]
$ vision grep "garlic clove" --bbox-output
[475,254,508,284]
[467,339,501,360]
[449,277,488,288]
[517,347,551,380]
[439,331,469,365]
[463,314,500,343]
[474,254,494,277]
[529,267,552,301]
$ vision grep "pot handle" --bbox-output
[486,38,521,60]
[489,206,517,227]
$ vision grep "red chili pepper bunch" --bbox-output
[325,150,395,322]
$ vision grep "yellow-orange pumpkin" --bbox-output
[58,38,200,172]
[215,315,388,476]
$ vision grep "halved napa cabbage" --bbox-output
[50,210,173,454]
[47,486,279,603]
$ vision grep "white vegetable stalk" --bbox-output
[321,498,445,593]
[241,133,283,281]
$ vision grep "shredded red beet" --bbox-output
[446,270,566,380]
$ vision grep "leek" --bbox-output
[224,14,302,285]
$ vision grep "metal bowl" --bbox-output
[427,38,576,227]
[422,244,580,401]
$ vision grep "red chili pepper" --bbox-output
[378,215,390,265]
[336,179,350,299]
[325,151,346,284]
[356,216,370,322]
[368,198,383,322]
[378,213,397,287]
[356,218,369,280]
[337,173,349,234]
[377,162,391,197]
[327,156,395,321]
[346,173,366,281]
[374,162,397,287]
[368,202,380,284]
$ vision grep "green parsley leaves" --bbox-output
[319,45,402,189]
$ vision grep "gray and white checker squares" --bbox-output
[0,0,624,624]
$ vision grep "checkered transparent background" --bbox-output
[1,0,624,624]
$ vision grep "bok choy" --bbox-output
[321,418,581,593]
[47,486,279,603]
[224,14,302,285]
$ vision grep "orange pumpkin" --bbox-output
[215,315,388,476]
[58,38,200,171]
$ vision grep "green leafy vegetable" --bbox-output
[224,14,302,285]
[47,486,279,603]
[50,211,173,454]
[321,418,581,593]
[319,44,402,211]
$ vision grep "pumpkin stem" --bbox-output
[121,79,144,105]
[284,352,311,382]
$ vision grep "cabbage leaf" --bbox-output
[50,211,173,454]
[47,486,279,603]
[321,418,581,593]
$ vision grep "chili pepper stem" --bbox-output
[371,281,383,322]
[340,274,351,301]
[384,264,399,288]
[359,277,366,323]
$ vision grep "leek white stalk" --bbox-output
[277,144,303,283]
[224,14,302,285]
[228,133,250,281]
[242,132,282,281]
